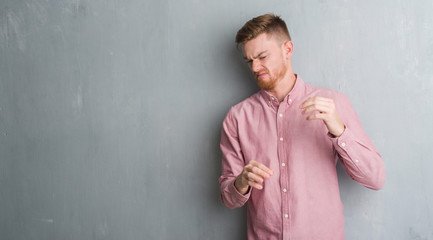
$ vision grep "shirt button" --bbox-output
[271,97,275,101]
[281,163,286,167]
[280,137,283,141]
[279,113,283,117]
[355,159,359,163]
[289,98,292,103]
[283,188,287,193]
[284,214,289,218]
[341,142,346,147]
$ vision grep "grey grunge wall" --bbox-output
[1,0,432,239]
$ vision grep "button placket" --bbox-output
[276,101,290,230]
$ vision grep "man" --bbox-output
[219,13,386,240]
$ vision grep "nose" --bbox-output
[251,60,262,73]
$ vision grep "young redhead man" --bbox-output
[219,13,385,240]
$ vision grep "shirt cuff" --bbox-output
[328,126,353,151]
[229,178,251,202]
[328,126,363,173]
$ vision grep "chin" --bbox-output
[257,79,277,91]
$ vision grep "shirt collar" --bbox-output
[259,74,306,108]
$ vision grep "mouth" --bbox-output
[256,72,268,79]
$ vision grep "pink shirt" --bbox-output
[219,76,385,240]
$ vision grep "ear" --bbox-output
[282,40,293,59]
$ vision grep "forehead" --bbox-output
[243,33,280,58]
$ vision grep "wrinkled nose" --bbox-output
[251,60,262,73]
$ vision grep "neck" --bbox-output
[267,72,297,102]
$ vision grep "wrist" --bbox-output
[330,123,345,138]
[235,175,249,195]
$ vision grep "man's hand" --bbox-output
[299,96,345,137]
[235,160,274,195]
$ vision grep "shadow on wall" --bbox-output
[209,25,257,205]
[206,21,258,208]
[205,26,255,238]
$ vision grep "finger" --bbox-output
[299,96,332,109]
[306,112,327,121]
[313,96,333,103]
[302,103,330,115]
[244,172,264,185]
[299,97,313,109]
[302,98,331,109]
[249,161,274,176]
[251,166,272,179]
[248,180,263,190]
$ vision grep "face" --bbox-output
[243,33,291,91]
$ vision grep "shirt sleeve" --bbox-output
[329,93,386,190]
[218,108,251,209]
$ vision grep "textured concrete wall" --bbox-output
[1,0,432,239]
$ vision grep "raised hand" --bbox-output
[299,96,345,137]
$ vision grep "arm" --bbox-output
[218,109,274,209]
[330,93,386,190]
[300,94,386,190]
[218,109,251,209]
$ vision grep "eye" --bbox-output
[259,56,267,60]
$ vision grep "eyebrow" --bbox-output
[244,51,267,61]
